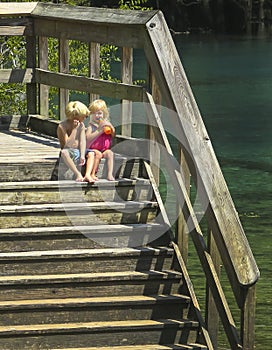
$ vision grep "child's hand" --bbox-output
[79,156,86,166]
[73,119,80,127]
[73,119,84,128]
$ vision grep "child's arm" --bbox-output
[86,123,103,143]
[57,123,68,149]
[99,121,116,137]
[78,122,86,166]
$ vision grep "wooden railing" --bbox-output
[0,3,260,349]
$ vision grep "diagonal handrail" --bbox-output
[144,91,243,349]
[144,11,259,294]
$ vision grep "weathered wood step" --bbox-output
[0,319,200,349]
[0,178,153,205]
[0,294,191,325]
[0,223,170,251]
[0,200,158,228]
[1,153,141,182]
[50,344,208,350]
[0,247,174,275]
[0,270,183,300]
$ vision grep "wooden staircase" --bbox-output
[0,132,209,350]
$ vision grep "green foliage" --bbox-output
[1,0,149,116]
[0,36,27,115]
[118,0,151,10]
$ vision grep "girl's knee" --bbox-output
[104,149,113,158]
[95,152,102,160]
[86,151,94,159]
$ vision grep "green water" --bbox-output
[174,34,272,349]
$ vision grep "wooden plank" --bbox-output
[121,47,133,137]
[241,285,257,350]
[0,2,38,16]
[0,26,31,36]
[144,12,259,288]
[35,69,144,102]
[172,242,214,350]
[0,17,33,36]
[147,71,161,186]
[0,69,33,84]
[176,144,190,264]
[59,39,69,120]
[89,42,100,103]
[206,231,221,348]
[31,3,157,26]
[33,18,146,49]
[38,37,49,117]
[144,91,242,350]
[26,35,37,114]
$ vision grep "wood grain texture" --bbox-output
[144,12,259,288]
[0,2,38,16]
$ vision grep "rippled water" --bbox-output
[174,34,272,349]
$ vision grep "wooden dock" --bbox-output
[0,2,259,349]
[0,130,59,163]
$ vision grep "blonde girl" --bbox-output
[86,99,115,181]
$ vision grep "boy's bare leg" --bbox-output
[83,151,96,182]
[61,150,83,182]
[103,150,115,181]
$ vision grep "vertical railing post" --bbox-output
[147,71,161,186]
[206,229,221,348]
[26,34,37,114]
[59,38,69,120]
[38,36,49,117]
[89,42,100,104]
[241,284,257,350]
[176,146,190,263]
[121,47,133,137]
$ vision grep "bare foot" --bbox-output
[83,175,95,183]
[107,175,115,181]
[75,174,84,182]
[91,174,99,181]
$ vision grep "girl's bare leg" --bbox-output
[103,149,115,181]
[83,151,96,182]
[91,150,102,180]
[60,150,83,182]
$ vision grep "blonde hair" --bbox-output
[65,101,90,120]
[89,99,109,120]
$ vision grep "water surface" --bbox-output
[174,34,272,349]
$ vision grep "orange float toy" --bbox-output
[103,125,112,134]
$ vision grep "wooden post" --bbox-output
[241,284,257,350]
[206,229,221,348]
[38,36,49,117]
[59,38,69,120]
[176,146,190,263]
[26,35,37,114]
[147,70,161,186]
[89,42,100,104]
[121,47,133,137]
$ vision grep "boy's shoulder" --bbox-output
[58,119,69,129]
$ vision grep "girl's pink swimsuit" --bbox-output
[87,130,112,152]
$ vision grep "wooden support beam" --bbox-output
[0,2,38,16]
[35,69,144,102]
[121,47,133,137]
[59,38,69,120]
[89,42,100,104]
[0,69,33,84]
[26,35,37,115]
[38,36,49,117]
